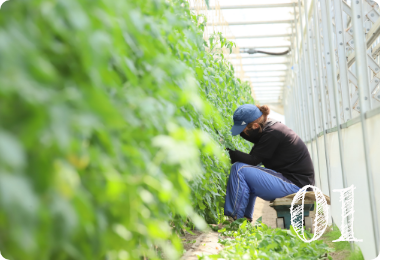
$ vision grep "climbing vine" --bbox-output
[0,0,253,259]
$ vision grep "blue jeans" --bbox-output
[224,162,300,219]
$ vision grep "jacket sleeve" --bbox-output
[227,148,263,165]
[249,131,282,159]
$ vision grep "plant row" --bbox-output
[0,0,254,259]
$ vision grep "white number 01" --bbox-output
[290,184,362,243]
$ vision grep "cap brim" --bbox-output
[231,124,247,136]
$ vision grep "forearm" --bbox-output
[227,149,262,165]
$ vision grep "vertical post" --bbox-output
[321,0,356,250]
[288,51,298,133]
[290,50,301,136]
[318,0,338,129]
[292,52,303,139]
[293,6,311,150]
[298,0,323,190]
[351,0,379,255]
[333,0,352,121]
[312,0,334,223]
[291,27,303,140]
[304,0,324,189]
[320,0,348,188]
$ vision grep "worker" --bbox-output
[224,104,315,222]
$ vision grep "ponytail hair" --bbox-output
[244,104,270,135]
[256,104,270,123]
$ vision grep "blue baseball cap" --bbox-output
[231,104,263,136]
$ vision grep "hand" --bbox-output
[225,147,234,153]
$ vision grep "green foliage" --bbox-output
[0,0,253,260]
[348,247,364,260]
[322,225,352,252]
[201,219,333,260]
[181,30,254,224]
[321,225,364,260]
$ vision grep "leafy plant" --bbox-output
[200,219,334,260]
[0,0,253,259]
[320,225,365,260]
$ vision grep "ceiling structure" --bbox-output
[202,0,298,114]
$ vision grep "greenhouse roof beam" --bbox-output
[256,99,282,102]
[242,62,289,66]
[243,70,288,73]
[254,88,284,92]
[237,45,291,49]
[246,75,286,79]
[234,55,290,59]
[250,78,287,81]
[250,81,285,84]
[258,102,282,105]
[253,85,284,87]
[256,93,282,95]
[256,90,283,92]
[235,34,292,39]
[253,83,284,85]
[253,88,284,91]
[204,3,296,10]
[257,94,282,97]
[255,95,283,97]
[253,87,284,89]
[256,98,282,101]
[257,95,280,100]
[209,20,294,26]
[247,76,287,78]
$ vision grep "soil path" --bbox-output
[252,197,277,228]
[181,231,223,260]
[181,199,346,260]
[181,198,278,259]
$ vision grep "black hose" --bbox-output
[243,48,291,56]
[256,49,291,56]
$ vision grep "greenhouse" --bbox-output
[0,0,385,260]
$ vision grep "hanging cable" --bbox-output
[240,48,291,56]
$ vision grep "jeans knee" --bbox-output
[231,162,245,171]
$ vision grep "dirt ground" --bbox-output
[180,230,223,260]
[252,197,278,227]
[319,226,351,260]
[180,229,204,252]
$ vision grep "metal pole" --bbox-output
[288,29,296,134]
[293,7,312,151]
[298,0,322,190]
[312,0,334,223]
[290,30,303,139]
[321,0,354,247]
[293,73,304,139]
[318,1,337,129]
[294,7,307,142]
[294,71,304,139]
[351,0,380,254]
[284,56,294,129]
[291,46,302,138]
[321,0,348,188]
[302,0,324,190]
[333,0,352,122]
